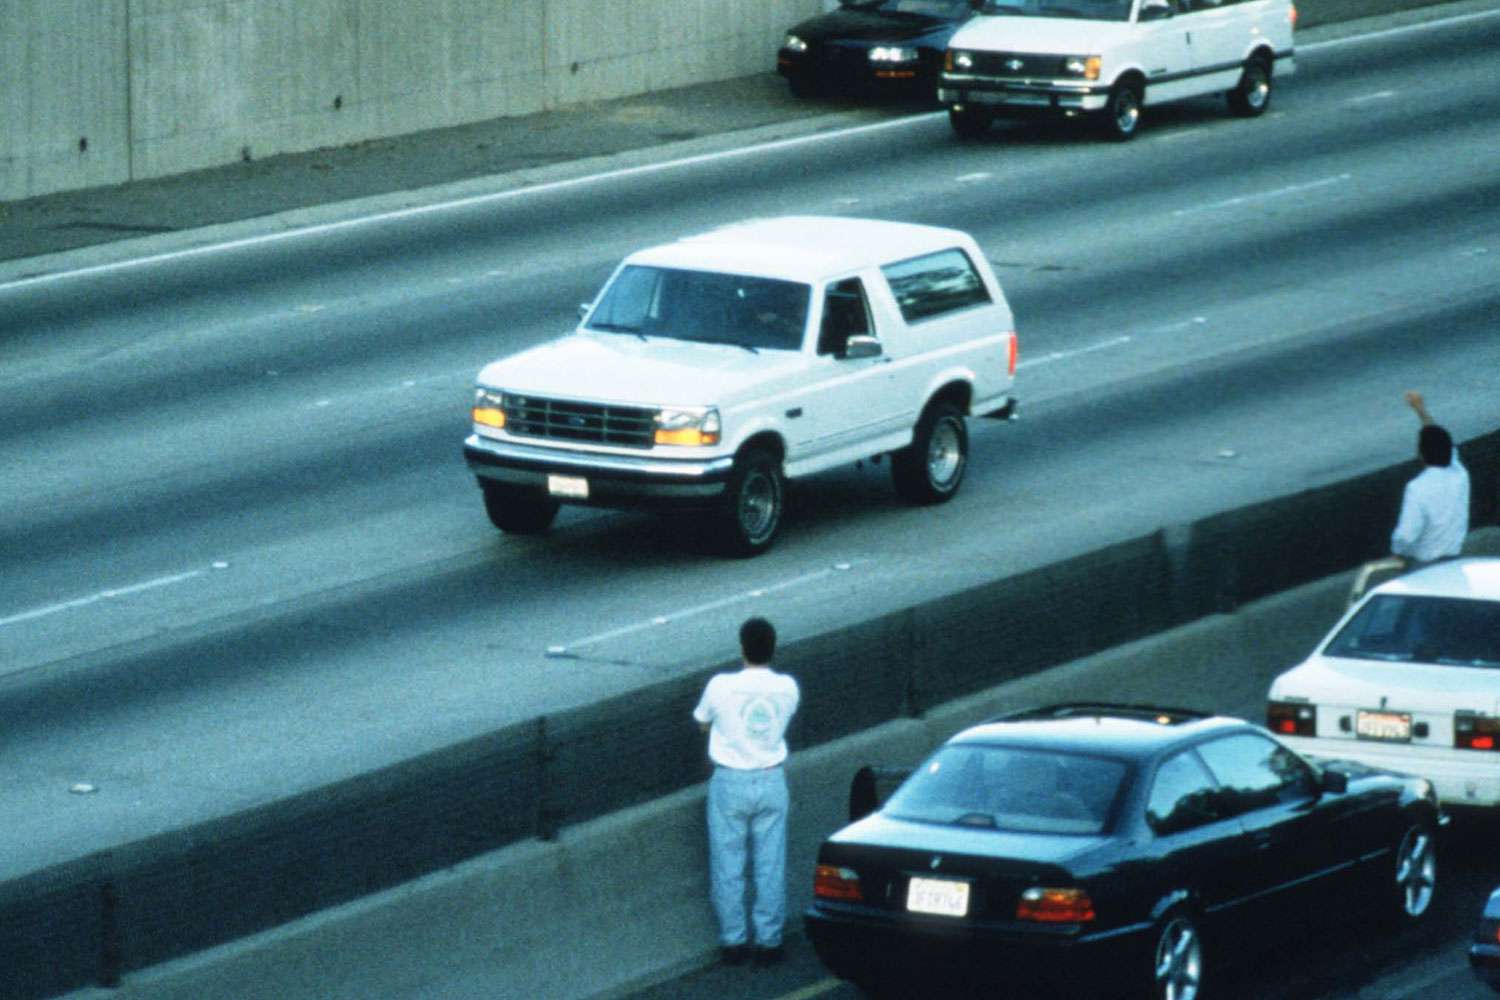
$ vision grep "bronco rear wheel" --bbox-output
[892,402,968,504]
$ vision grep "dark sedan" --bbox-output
[777,0,980,99]
[805,703,1444,999]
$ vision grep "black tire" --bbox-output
[1227,54,1273,117]
[1383,821,1438,924]
[788,74,817,99]
[948,105,992,139]
[892,402,968,504]
[1144,907,1204,1000]
[481,482,559,534]
[716,450,785,557]
[1100,79,1144,141]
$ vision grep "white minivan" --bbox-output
[938,0,1296,140]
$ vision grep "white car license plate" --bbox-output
[547,474,588,499]
[1356,709,1412,742]
[906,876,969,917]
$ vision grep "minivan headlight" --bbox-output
[946,49,975,71]
[1061,55,1102,80]
[655,406,721,447]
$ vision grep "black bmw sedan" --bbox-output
[805,704,1444,1000]
[777,0,980,99]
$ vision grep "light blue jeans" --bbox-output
[707,765,789,948]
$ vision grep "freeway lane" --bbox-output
[2,3,1498,898]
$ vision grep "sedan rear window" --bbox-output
[1326,594,1500,668]
[883,744,1126,835]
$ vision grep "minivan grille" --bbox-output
[505,394,655,448]
[963,52,1072,78]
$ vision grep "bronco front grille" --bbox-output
[504,394,655,448]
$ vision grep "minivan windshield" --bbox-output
[883,744,1126,835]
[1326,594,1500,668]
[586,265,810,352]
[979,0,1132,21]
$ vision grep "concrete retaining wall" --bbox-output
[0,0,819,202]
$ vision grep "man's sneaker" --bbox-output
[753,945,785,967]
[720,945,750,966]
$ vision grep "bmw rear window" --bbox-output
[883,744,1127,835]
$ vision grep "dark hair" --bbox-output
[1419,425,1453,468]
[739,617,777,665]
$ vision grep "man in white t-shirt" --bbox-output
[1391,391,1469,565]
[693,617,800,967]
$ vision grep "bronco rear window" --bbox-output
[1326,594,1500,668]
[883,744,1126,835]
[881,248,991,324]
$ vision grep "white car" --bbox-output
[464,216,1019,556]
[1268,558,1500,809]
[939,0,1297,140]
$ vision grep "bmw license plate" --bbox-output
[547,474,588,499]
[906,876,969,917]
[1356,709,1411,742]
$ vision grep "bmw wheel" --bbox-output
[1147,909,1202,1000]
[1386,822,1437,923]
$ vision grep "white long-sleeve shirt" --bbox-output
[1391,458,1469,562]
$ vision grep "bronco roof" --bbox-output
[624,215,981,283]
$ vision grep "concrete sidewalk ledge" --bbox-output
[74,533,1500,1000]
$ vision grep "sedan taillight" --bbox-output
[1016,886,1094,923]
[814,864,863,902]
[1455,714,1500,751]
[1268,701,1316,737]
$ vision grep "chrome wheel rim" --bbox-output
[1154,916,1201,1000]
[1114,89,1140,134]
[926,417,965,490]
[1244,65,1269,109]
[738,469,781,544]
[1395,827,1436,917]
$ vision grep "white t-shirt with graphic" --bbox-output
[693,666,800,771]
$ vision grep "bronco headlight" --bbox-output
[869,46,919,64]
[783,34,809,53]
[472,387,506,429]
[655,406,721,447]
[1061,55,1102,80]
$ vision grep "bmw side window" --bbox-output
[1145,751,1220,835]
[1196,734,1315,816]
[819,278,873,356]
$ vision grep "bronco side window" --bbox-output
[818,278,873,355]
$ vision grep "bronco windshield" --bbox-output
[979,0,1132,21]
[1326,594,1500,668]
[586,265,810,352]
[884,744,1127,835]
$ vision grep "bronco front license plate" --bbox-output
[547,474,588,499]
[1356,709,1412,742]
[906,876,969,917]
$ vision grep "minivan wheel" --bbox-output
[1101,79,1143,141]
[481,482,560,534]
[892,402,967,504]
[1146,909,1202,1000]
[1227,54,1273,116]
[717,449,785,557]
[949,105,992,139]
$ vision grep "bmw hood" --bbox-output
[474,331,806,408]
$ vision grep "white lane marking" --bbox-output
[1018,335,1132,370]
[2,6,1494,296]
[956,172,992,183]
[1171,173,1351,217]
[1344,89,1397,105]
[546,564,852,656]
[0,569,207,628]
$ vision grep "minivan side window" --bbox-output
[881,248,991,324]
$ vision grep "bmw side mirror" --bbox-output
[1320,767,1349,795]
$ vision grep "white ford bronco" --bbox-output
[939,0,1296,140]
[464,216,1018,556]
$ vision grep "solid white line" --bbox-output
[0,569,205,628]
[3,4,1494,295]
[548,565,850,655]
[1344,89,1397,105]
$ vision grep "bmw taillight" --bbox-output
[814,864,863,902]
[1016,886,1095,923]
[1268,701,1316,737]
[1455,714,1500,751]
